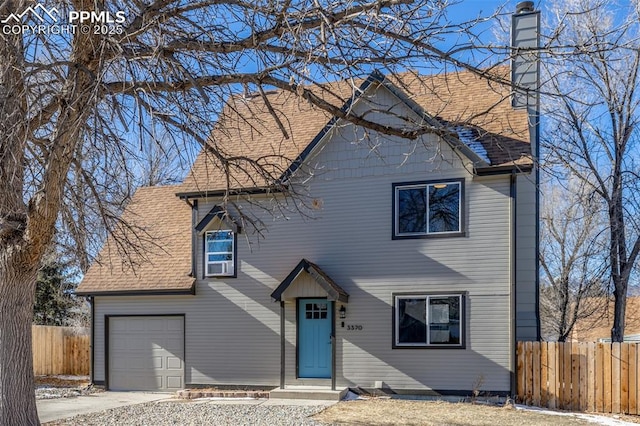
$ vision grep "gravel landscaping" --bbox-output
[43,400,329,426]
[35,375,100,400]
[41,397,640,426]
[36,377,640,426]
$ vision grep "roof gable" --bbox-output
[179,67,532,196]
[279,72,380,183]
[271,259,349,303]
[195,205,240,234]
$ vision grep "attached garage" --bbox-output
[107,315,184,391]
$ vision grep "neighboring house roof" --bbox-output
[179,67,531,196]
[76,185,194,296]
[569,297,640,342]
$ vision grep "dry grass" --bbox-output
[35,375,90,388]
[312,399,636,426]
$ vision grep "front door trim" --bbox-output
[296,298,334,379]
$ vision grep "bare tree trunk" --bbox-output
[0,259,39,425]
[610,174,630,342]
[612,278,628,342]
[1,4,49,422]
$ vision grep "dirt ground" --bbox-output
[312,399,640,426]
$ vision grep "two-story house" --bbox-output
[76,2,541,398]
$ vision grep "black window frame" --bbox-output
[203,229,238,278]
[392,292,466,349]
[392,178,465,240]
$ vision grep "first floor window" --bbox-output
[205,230,235,277]
[394,294,463,348]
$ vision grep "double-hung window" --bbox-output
[393,294,464,348]
[205,230,235,277]
[393,180,463,238]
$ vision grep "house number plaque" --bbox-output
[346,325,363,331]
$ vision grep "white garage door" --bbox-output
[109,316,184,391]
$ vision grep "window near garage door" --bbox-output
[393,293,464,348]
[205,230,235,277]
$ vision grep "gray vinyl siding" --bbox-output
[515,175,538,341]
[281,273,326,300]
[94,84,521,393]
[512,7,541,341]
[93,289,282,386]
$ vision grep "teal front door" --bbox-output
[298,299,332,378]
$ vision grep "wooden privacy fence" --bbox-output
[517,341,640,414]
[32,325,90,376]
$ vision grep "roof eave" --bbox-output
[444,135,492,172]
[475,163,533,176]
[176,185,285,200]
[75,284,196,297]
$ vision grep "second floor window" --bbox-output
[393,180,463,238]
[205,230,235,277]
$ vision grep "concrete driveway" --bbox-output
[37,392,171,423]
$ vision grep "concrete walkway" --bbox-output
[37,392,171,423]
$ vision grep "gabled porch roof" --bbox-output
[271,259,349,303]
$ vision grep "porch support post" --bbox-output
[331,300,336,391]
[280,301,285,389]
[331,334,336,391]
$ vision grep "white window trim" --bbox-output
[204,230,235,277]
[394,181,462,237]
[394,293,464,348]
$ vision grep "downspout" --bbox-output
[178,196,199,294]
[89,296,95,384]
[185,199,198,278]
[510,173,517,399]
[280,301,285,389]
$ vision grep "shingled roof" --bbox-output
[77,67,532,295]
[76,185,194,295]
[180,67,532,195]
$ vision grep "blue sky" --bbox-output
[449,0,524,20]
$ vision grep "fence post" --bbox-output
[621,343,629,414]
[548,342,557,409]
[517,342,524,402]
[577,343,585,411]
[532,342,540,406]
[630,344,638,415]
[525,341,533,404]
[540,342,548,407]
[587,342,595,412]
